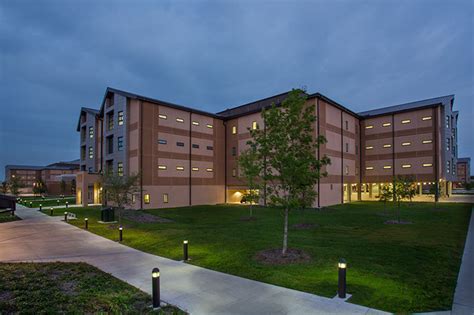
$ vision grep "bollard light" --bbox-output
[119,226,123,242]
[85,218,88,230]
[57,200,60,205]
[183,240,189,261]
[152,267,160,309]
[39,204,42,211]
[64,212,68,222]
[29,202,32,207]
[50,208,53,216]
[66,201,69,209]
[338,258,347,298]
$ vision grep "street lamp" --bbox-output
[152,268,160,309]
[85,218,88,230]
[119,226,123,242]
[183,240,189,261]
[338,258,347,298]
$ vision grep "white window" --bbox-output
[163,193,169,203]
[382,122,391,127]
[366,146,374,150]
[192,121,199,126]
[206,124,213,129]
[144,194,150,204]
[192,167,199,171]
[89,126,94,138]
[159,114,167,119]
[401,119,411,124]
[422,140,432,144]
[383,165,392,169]
[176,118,184,123]
[158,165,167,170]
[158,139,167,145]
[365,125,373,129]
[383,144,392,148]
[423,163,433,167]
[206,168,213,172]
[176,166,185,171]
[422,116,432,121]
[118,111,124,125]
[88,147,93,159]
[252,121,258,130]
[401,142,411,146]
[232,126,237,134]
[117,162,123,176]
[345,165,349,175]
[402,164,412,168]
[366,166,374,170]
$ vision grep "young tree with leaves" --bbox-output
[248,89,330,256]
[33,179,47,196]
[238,143,262,218]
[378,184,393,213]
[0,181,9,194]
[101,171,140,225]
[8,177,23,196]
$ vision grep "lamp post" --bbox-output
[29,202,32,207]
[85,218,88,230]
[39,204,42,211]
[57,199,60,206]
[64,212,68,222]
[152,268,160,309]
[66,201,69,209]
[183,240,189,261]
[119,226,123,242]
[50,208,53,216]
[338,258,347,298]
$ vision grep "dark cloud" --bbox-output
[1,0,473,179]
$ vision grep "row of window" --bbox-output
[365,116,432,129]
[143,193,168,204]
[365,163,433,170]
[365,139,432,150]
[157,139,213,150]
[158,114,214,129]
[231,122,258,135]
[107,111,124,131]
[158,165,214,172]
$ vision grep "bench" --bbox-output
[0,208,15,216]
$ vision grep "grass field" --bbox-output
[0,262,185,314]
[0,211,20,223]
[19,196,76,208]
[43,201,472,313]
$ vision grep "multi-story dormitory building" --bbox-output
[76,87,459,209]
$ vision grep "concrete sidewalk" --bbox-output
[452,207,474,315]
[0,206,388,315]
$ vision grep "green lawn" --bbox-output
[0,262,185,314]
[44,202,472,313]
[19,196,76,208]
[0,211,20,223]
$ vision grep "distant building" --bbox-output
[455,157,471,187]
[4,160,80,195]
[76,87,461,208]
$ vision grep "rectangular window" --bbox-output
[117,162,123,176]
[366,166,374,170]
[176,118,184,123]
[192,121,199,126]
[383,165,392,169]
[158,139,167,145]
[422,139,432,144]
[206,168,213,172]
[232,168,236,177]
[206,146,213,151]
[366,146,374,150]
[382,122,391,127]
[192,167,199,171]
[107,136,114,154]
[107,112,114,130]
[118,111,124,125]
[402,164,412,168]
[117,136,123,151]
[176,166,185,171]
[401,119,411,124]
[206,124,213,129]
[89,126,94,138]
[144,194,150,204]
[447,161,451,173]
[422,116,432,121]
[159,114,167,120]
[89,147,93,159]
[158,165,167,170]
[345,143,349,153]
[232,147,236,156]
[446,138,450,151]
[177,142,185,147]
[88,167,92,173]
[192,144,199,149]
[355,167,359,175]
[446,115,449,128]
[423,163,433,167]
[345,165,349,175]
[365,125,373,129]
[163,193,169,203]
[401,142,411,146]
[383,144,392,148]
[132,194,136,203]
[345,121,348,130]
[232,126,237,134]
[252,121,258,130]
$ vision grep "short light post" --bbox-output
[338,258,347,299]
[64,212,68,222]
[183,240,189,261]
[39,204,42,211]
[50,208,53,216]
[119,226,123,242]
[29,202,32,207]
[57,200,60,206]
[152,268,160,309]
[66,201,69,209]
[85,218,88,230]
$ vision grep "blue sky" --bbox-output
[0,0,473,179]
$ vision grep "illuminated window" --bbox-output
[383,165,392,169]
[144,194,150,204]
[401,142,411,146]
[192,121,199,126]
[206,124,213,129]
[117,162,123,176]
[89,126,94,138]
[382,122,391,127]
[422,140,432,144]
[423,163,433,167]
[232,126,237,134]
[192,167,199,171]
[158,165,167,170]
[176,166,185,171]
[401,119,411,124]
[365,125,374,129]
[366,146,374,150]
[402,164,412,168]
[163,193,168,203]
[366,166,374,170]
[252,121,258,130]
[88,147,93,159]
[158,139,167,145]
[176,118,184,123]
[158,114,167,119]
[422,116,432,121]
[118,111,124,125]
[383,144,392,148]
[206,168,213,172]
[232,168,236,177]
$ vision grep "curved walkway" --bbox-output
[2,206,389,315]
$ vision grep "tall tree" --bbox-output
[238,145,261,218]
[248,89,329,256]
[101,172,140,225]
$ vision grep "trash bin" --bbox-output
[101,207,115,222]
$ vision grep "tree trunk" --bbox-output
[282,207,288,256]
[397,201,401,223]
[250,204,253,217]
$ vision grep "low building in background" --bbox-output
[455,157,471,188]
[4,160,80,195]
[76,87,466,209]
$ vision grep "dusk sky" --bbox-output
[0,0,472,179]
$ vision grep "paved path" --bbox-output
[0,206,388,315]
[452,207,474,315]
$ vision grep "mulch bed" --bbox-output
[292,223,319,230]
[254,248,311,265]
[122,210,173,223]
[384,220,413,225]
